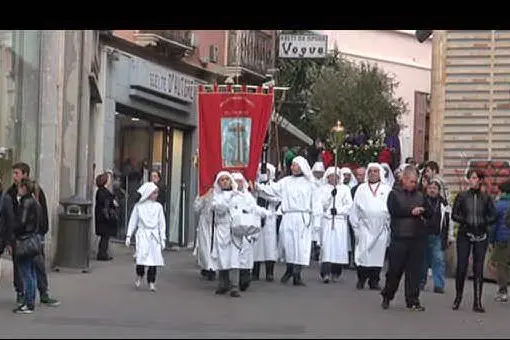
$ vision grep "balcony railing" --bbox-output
[137,30,193,49]
[227,30,274,78]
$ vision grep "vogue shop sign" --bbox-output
[130,58,196,103]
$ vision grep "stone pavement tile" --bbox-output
[0,244,508,338]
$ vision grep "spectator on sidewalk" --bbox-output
[489,181,510,302]
[95,173,118,261]
[0,179,17,259]
[12,179,42,314]
[7,162,60,307]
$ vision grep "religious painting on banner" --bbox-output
[198,85,274,195]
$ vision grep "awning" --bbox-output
[272,114,313,146]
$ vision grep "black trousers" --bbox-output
[97,235,110,259]
[382,237,427,306]
[136,265,157,283]
[321,262,343,278]
[357,266,381,286]
[455,232,488,295]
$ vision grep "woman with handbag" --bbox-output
[95,173,118,261]
[13,179,42,314]
[125,182,166,291]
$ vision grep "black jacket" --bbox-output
[0,190,17,250]
[452,188,497,237]
[7,182,49,236]
[95,187,118,237]
[14,195,39,239]
[387,186,432,239]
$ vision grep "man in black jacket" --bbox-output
[381,166,431,311]
[8,162,60,307]
[0,180,17,256]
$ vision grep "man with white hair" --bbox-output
[255,156,322,286]
[349,163,392,290]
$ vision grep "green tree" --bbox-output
[278,45,407,142]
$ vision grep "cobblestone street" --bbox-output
[0,244,508,338]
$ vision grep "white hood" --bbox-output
[340,167,358,188]
[137,182,159,202]
[257,163,276,181]
[312,161,325,173]
[380,163,395,187]
[231,172,249,192]
[292,156,314,182]
[213,171,238,193]
[322,167,343,186]
[365,163,387,184]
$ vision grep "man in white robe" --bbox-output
[317,167,353,283]
[210,171,240,297]
[341,167,358,189]
[349,163,391,290]
[255,156,322,286]
[230,172,269,293]
[311,161,326,261]
[252,163,281,282]
[193,186,216,281]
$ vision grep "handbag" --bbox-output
[15,234,42,260]
[231,209,261,238]
[102,197,119,222]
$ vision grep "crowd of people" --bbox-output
[191,152,509,314]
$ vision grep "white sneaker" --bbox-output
[149,283,156,292]
[135,276,142,288]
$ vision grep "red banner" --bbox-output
[198,86,274,195]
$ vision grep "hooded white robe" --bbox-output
[126,182,166,267]
[340,167,358,189]
[318,167,353,264]
[349,163,391,268]
[255,156,322,266]
[253,163,280,262]
[230,172,269,270]
[380,162,395,188]
[193,191,216,271]
[311,176,325,244]
[210,171,239,270]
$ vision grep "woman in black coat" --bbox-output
[95,173,118,261]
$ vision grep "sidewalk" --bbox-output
[0,243,507,338]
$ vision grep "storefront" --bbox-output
[99,47,200,247]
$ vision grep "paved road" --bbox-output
[0,244,508,338]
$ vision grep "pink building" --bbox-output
[321,30,432,163]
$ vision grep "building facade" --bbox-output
[321,30,432,163]
[0,30,102,264]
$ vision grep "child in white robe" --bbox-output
[125,182,166,292]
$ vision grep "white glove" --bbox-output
[125,237,131,247]
[259,174,268,182]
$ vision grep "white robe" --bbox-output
[256,176,322,266]
[210,190,239,270]
[229,190,268,269]
[311,179,324,243]
[193,194,216,271]
[127,200,166,267]
[349,181,391,268]
[318,183,353,264]
[253,184,280,262]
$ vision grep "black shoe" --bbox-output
[40,295,61,307]
[16,293,25,307]
[433,287,445,294]
[407,303,426,312]
[281,272,292,284]
[215,287,229,295]
[369,283,381,291]
[356,281,364,290]
[452,296,462,310]
[207,271,216,281]
[473,304,486,313]
[13,304,34,314]
[323,275,330,284]
[230,289,241,298]
[381,297,390,310]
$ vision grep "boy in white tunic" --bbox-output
[210,171,240,297]
[230,172,269,292]
[252,163,281,282]
[193,185,216,281]
[318,167,353,283]
[125,182,166,292]
[349,163,391,290]
[255,156,322,286]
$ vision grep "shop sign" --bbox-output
[130,58,196,103]
[278,34,328,59]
